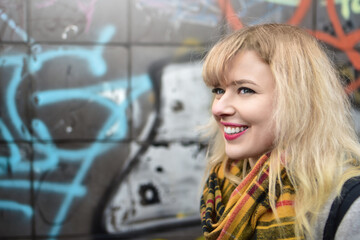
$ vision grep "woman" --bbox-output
[200,23,360,239]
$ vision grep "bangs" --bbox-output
[202,50,228,87]
[202,33,246,87]
[202,26,274,87]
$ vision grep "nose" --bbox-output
[211,93,236,118]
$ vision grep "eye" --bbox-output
[212,88,225,95]
[238,87,255,94]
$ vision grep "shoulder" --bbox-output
[335,196,360,239]
[313,177,360,240]
[321,176,360,240]
[312,192,335,239]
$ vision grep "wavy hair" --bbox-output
[202,23,360,238]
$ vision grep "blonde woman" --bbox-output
[200,23,360,240]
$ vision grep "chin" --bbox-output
[225,150,246,161]
[225,148,267,161]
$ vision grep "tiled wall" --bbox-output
[0,1,359,239]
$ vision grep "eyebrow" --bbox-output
[231,79,259,86]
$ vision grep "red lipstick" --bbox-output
[221,122,248,141]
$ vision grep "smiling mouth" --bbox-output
[224,126,248,134]
[223,125,248,140]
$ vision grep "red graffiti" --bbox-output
[217,0,243,30]
[217,0,311,29]
[287,0,312,25]
[312,0,360,94]
[218,0,360,94]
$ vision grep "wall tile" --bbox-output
[30,0,128,43]
[30,45,130,141]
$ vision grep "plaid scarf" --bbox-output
[200,154,299,240]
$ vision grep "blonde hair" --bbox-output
[202,23,360,238]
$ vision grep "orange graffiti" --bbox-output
[217,0,243,30]
[312,0,360,93]
[312,0,360,69]
[217,0,311,30]
[287,0,312,25]
[345,77,360,94]
[219,0,360,94]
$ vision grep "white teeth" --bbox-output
[224,126,247,134]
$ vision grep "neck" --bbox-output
[249,158,257,168]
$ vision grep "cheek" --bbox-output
[246,103,275,139]
[242,107,268,124]
[260,118,276,148]
[249,101,274,124]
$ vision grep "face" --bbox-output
[211,50,275,161]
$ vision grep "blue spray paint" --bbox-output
[0,200,32,218]
[0,19,153,240]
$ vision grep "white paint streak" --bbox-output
[61,25,79,39]
[106,121,119,137]
[100,89,126,105]
[156,61,212,141]
[104,142,206,233]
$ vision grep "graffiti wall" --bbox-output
[0,0,359,239]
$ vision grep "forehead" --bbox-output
[222,50,275,87]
